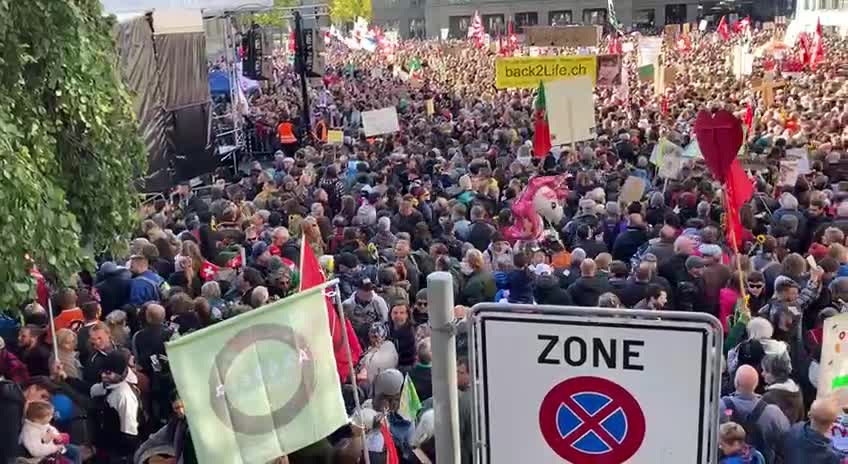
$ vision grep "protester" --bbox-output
[3,20,848,464]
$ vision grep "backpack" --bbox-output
[722,398,768,456]
[134,275,170,302]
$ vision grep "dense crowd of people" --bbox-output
[2,18,848,464]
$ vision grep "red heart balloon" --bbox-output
[694,110,743,184]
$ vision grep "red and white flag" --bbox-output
[200,260,220,282]
[717,16,730,41]
[300,236,362,380]
[812,17,825,70]
[468,11,484,46]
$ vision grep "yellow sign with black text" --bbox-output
[495,55,597,89]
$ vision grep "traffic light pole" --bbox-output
[293,11,311,138]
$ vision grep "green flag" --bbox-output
[166,286,347,464]
[398,374,422,421]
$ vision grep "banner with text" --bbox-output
[495,55,597,89]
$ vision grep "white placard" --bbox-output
[658,152,684,179]
[786,147,811,174]
[818,313,848,398]
[699,19,708,31]
[545,76,594,145]
[472,308,718,464]
[638,37,663,67]
[362,107,400,137]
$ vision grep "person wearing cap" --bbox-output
[343,276,389,349]
[758,269,824,343]
[697,242,730,316]
[90,350,139,460]
[95,261,131,317]
[674,256,708,313]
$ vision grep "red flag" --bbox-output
[812,17,825,70]
[300,236,362,381]
[734,16,751,34]
[799,32,811,66]
[724,160,754,250]
[744,102,754,135]
[200,260,220,282]
[717,16,730,41]
[608,34,622,55]
[381,422,399,464]
[532,82,552,158]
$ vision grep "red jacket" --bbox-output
[0,349,29,384]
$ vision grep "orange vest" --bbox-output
[277,122,297,144]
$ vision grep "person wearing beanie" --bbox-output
[90,350,139,460]
[371,216,397,251]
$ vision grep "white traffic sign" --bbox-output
[469,305,721,464]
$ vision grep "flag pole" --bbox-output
[47,297,59,366]
[333,283,371,464]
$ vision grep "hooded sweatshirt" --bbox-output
[762,379,805,424]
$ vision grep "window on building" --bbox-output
[449,15,471,38]
[483,14,505,35]
[633,8,655,27]
[548,10,572,25]
[514,12,538,33]
[582,8,607,25]
[408,18,425,39]
[665,4,687,24]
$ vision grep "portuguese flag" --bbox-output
[533,81,552,157]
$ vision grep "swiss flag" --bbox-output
[300,237,362,381]
[812,17,825,70]
[717,16,730,42]
[200,260,220,282]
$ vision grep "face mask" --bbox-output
[460,261,474,276]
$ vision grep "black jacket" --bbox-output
[0,379,24,464]
[567,276,611,307]
[468,220,496,252]
[95,266,131,316]
[534,275,573,306]
[409,364,433,402]
[612,227,649,262]
[388,322,417,368]
[617,281,651,308]
[574,238,608,259]
[659,254,689,288]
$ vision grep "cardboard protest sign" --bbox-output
[638,37,663,66]
[654,65,676,95]
[621,176,646,204]
[595,54,623,87]
[327,130,344,144]
[525,26,601,47]
[817,313,848,398]
[362,107,400,137]
[545,76,594,146]
[638,64,655,83]
[658,152,684,179]
[786,147,811,174]
[682,23,691,34]
[778,159,800,187]
[426,99,435,115]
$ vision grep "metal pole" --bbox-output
[47,298,59,366]
[293,11,312,137]
[333,283,371,464]
[428,272,461,464]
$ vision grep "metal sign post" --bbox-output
[468,304,722,464]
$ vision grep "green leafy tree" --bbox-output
[330,0,372,24]
[0,0,146,309]
[254,0,299,29]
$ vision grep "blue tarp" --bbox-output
[208,71,229,95]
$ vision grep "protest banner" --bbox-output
[621,176,646,204]
[699,19,708,31]
[732,45,754,79]
[763,21,775,31]
[638,64,655,83]
[638,37,663,66]
[682,23,691,34]
[525,25,601,47]
[596,54,623,87]
[362,107,400,136]
[818,313,848,398]
[658,151,684,179]
[495,55,597,89]
[787,147,811,174]
[664,24,680,45]
[166,286,347,464]
[327,130,344,144]
[778,159,800,187]
[654,65,676,95]
[545,75,594,146]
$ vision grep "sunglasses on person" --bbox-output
[748,283,764,290]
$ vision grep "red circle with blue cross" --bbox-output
[539,376,646,463]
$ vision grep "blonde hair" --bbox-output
[55,328,76,351]
[25,401,54,422]
[719,422,746,444]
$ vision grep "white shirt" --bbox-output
[90,380,139,436]
[19,420,63,458]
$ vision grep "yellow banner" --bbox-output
[495,55,598,89]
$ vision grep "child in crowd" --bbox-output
[719,422,765,464]
[20,400,82,464]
